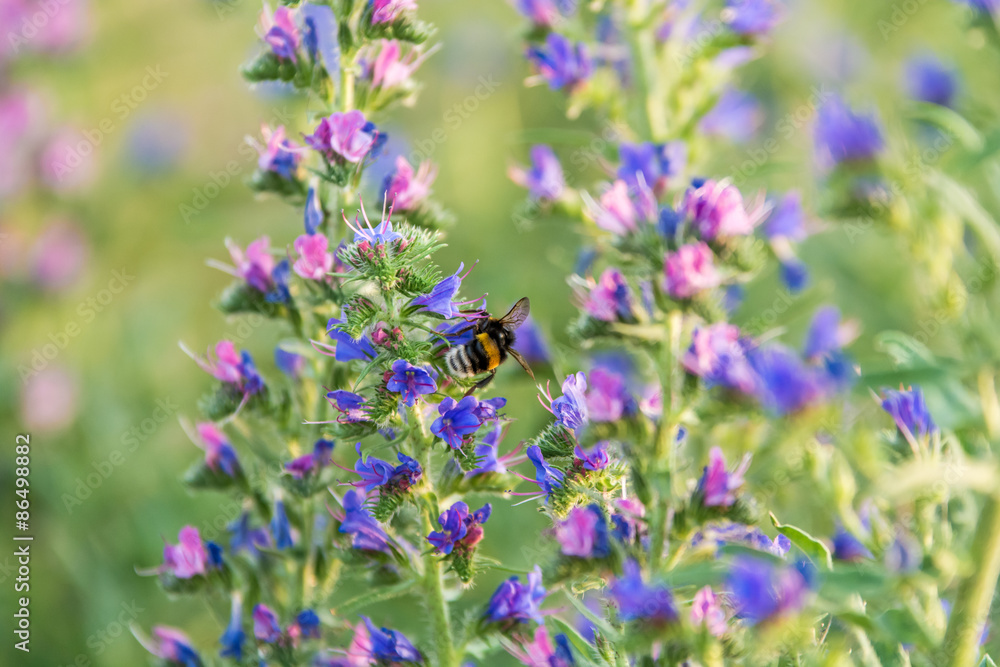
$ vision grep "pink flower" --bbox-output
[683,179,767,241]
[384,156,436,211]
[690,586,727,636]
[161,526,208,579]
[20,366,79,433]
[256,125,301,179]
[371,40,432,90]
[40,126,99,193]
[554,505,609,558]
[663,242,721,299]
[305,110,381,163]
[697,446,751,508]
[28,219,89,292]
[293,233,334,280]
[199,340,244,383]
[371,0,416,24]
[588,180,638,235]
[226,237,276,292]
[259,3,301,62]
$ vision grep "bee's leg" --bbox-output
[464,370,496,396]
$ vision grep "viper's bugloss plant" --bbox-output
[138,1,1000,666]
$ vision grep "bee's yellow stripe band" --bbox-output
[477,333,501,370]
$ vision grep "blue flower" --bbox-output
[747,345,824,415]
[300,2,339,79]
[327,390,370,422]
[550,372,589,433]
[952,0,1000,15]
[206,541,224,569]
[693,522,791,557]
[804,306,843,361]
[219,597,245,660]
[574,442,610,471]
[390,453,423,490]
[339,490,391,553]
[814,94,884,168]
[412,263,465,317]
[228,512,271,556]
[780,258,810,293]
[253,604,282,643]
[327,316,377,362]
[526,33,592,91]
[832,528,872,562]
[527,445,564,501]
[431,396,483,449]
[387,359,438,406]
[361,617,423,663]
[509,145,565,201]
[303,186,324,234]
[608,559,677,622]
[658,206,682,238]
[905,53,958,108]
[274,347,305,377]
[513,316,549,365]
[293,609,321,639]
[238,351,265,395]
[764,191,806,241]
[485,565,547,625]
[617,142,685,191]
[724,0,783,36]
[427,502,470,555]
[727,556,812,624]
[270,500,294,549]
[555,504,610,559]
[265,259,291,304]
[699,88,764,143]
[881,386,936,439]
[350,442,397,492]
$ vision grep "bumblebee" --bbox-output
[445,297,535,394]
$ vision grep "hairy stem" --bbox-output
[940,491,1000,667]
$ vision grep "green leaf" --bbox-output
[769,512,833,569]
[564,591,621,642]
[906,102,983,152]
[979,655,998,667]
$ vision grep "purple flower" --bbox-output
[431,396,483,449]
[370,39,431,90]
[327,316,377,362]
[527,445,564,500]
[371,0,417,24]
[881,386,936,440]
[724,0,783,36]
[610,498,645,544]
[293,233,334,281]
[574,442,610,471]
[608,559,678,622]
[412,263,466,317]
[683,323,757,393]
[546,372,589,433]
[327,390,370,423]
[274,347,305,377]
[271,499,294,549]
[526,33,592,91]
[339,490,391,553]
[727,557,812,624]
[348,442,397,492]
[690,586,727,637]
[383,156,436,211]
[505,625,576,667]
[696,447,751,508]
[556,504,610,558]
[219,596,245,660]
[764,191,807,241]
[162,526,209,579]
[301,3,339,77]
[472,397,507,422]
[253,603,282,643]
[682,179,764,240]
[585,368,633,422]
[886,535,923,572]
[288,610,321,642]
[513,0,572,28]
[694,522,791,557]
[223,236,275,293]
[255,125,301,180]
[390,452,423,490]
[285,439,334,479]
[143,626,203,666]
[228,512,271,556]
[814,94,884,168]
[194,423,241,477]
[580,268,634,322]
[485,565,547,625]
[832,528,872,562]
[509,145,565,201]
[260,4,301,62]
[304,186,324,234]
[617,141,685,192]
[585,180,656,236]
[306,110,382,163]
[387,359,438,406]
[804,305,846,361]
[361,616,423,663]
[664,242,722,299]
[747,344,826,415]
[905,53,958,108]
[427,502,470,554]
[513,316,550,365]
[699,88,764,143]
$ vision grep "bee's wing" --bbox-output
[498,297,530,331]
[507,348,535,379]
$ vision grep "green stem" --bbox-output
[626,4,668,141]
[649,311,683,569]
[940,491,1000,667]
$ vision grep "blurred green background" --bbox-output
[2,0,998,664]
